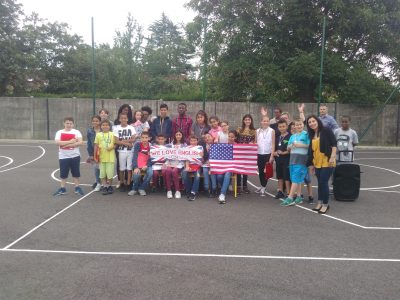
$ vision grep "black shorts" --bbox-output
[276,161,290,181]
[59,156,81,179]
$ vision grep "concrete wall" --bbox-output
[1,97,399,145]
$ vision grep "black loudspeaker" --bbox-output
[333,164,361,201]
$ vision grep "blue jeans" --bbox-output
[182,169,201,194]
[211,172,232,195]
[315,167,334,204]
[202,167,210,191]
[132,167,153,191]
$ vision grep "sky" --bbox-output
[18,0,197,45]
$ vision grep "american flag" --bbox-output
[209,143,258,175]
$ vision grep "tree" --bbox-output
[186,0,400,103]
[0,0,23,95]
[142,13,195,98]
[20,13,84,94]
[113,13,144,93]
[144,13,194,77]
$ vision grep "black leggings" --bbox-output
[257,154,271,187]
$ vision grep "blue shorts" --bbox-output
[59,156,81,179]
[289,164,307,184]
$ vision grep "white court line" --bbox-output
[356,151,400,154]
[367,190,400,194]
[246,180,400,230]
[0,145,45,173]
[1,248,399,262]
[0,156,14,169]
[2,190,96,250]
[356,158,400,160]
[51,168,119,187]
[358,163,400,190]
[268,162,400,191]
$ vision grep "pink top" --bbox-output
[208,126,222,140]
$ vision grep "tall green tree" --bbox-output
[0,0,23,95]
[144,13,193,76]
[187,0,400,103]
[20,13,84,94]
[113,13,144,93]
[142,13,195,98]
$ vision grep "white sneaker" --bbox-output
[116,181,121,189]
[128,190,137,196]
[255,187,263,193]
[167,191,173,199]
[139,189,147,196]
[218,194,226,204]
[175,191,181,199]
[94,183,102,192]
[260,187,266,197]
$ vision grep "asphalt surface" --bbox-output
[1,141,400,300]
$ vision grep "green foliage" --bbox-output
[339,63,394,104]
[1,0,399,105]
[0,0,23,95]
[186,0,400,103]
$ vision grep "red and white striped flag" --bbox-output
[209,143,258,175]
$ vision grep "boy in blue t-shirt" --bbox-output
[282,118,310,206]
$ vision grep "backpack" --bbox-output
[337,134,353,162]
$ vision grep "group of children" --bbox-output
[53,102,358,209]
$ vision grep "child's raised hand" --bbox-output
[261,106,268,116]
[298,103,305,113]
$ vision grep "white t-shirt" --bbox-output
[113,124,136,152]
[334,128,359,162]
[257,127,274,154]
[55,129,82,159]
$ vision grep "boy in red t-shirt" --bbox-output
[129,132,153,196]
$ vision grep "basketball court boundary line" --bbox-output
[1,248,399,262]
[368,190,400,194]
[246,180,400,230]
[0,156,14,169]
[356,158,400,160]
[0,145,45,173]
[2,190,96,250]
[255,162,400,190]
[51,163,96,187]
[355,151,400,154]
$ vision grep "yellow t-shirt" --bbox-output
[312,137,334,168]
[94,132,115,163]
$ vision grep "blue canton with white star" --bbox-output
[210,144,233,160]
